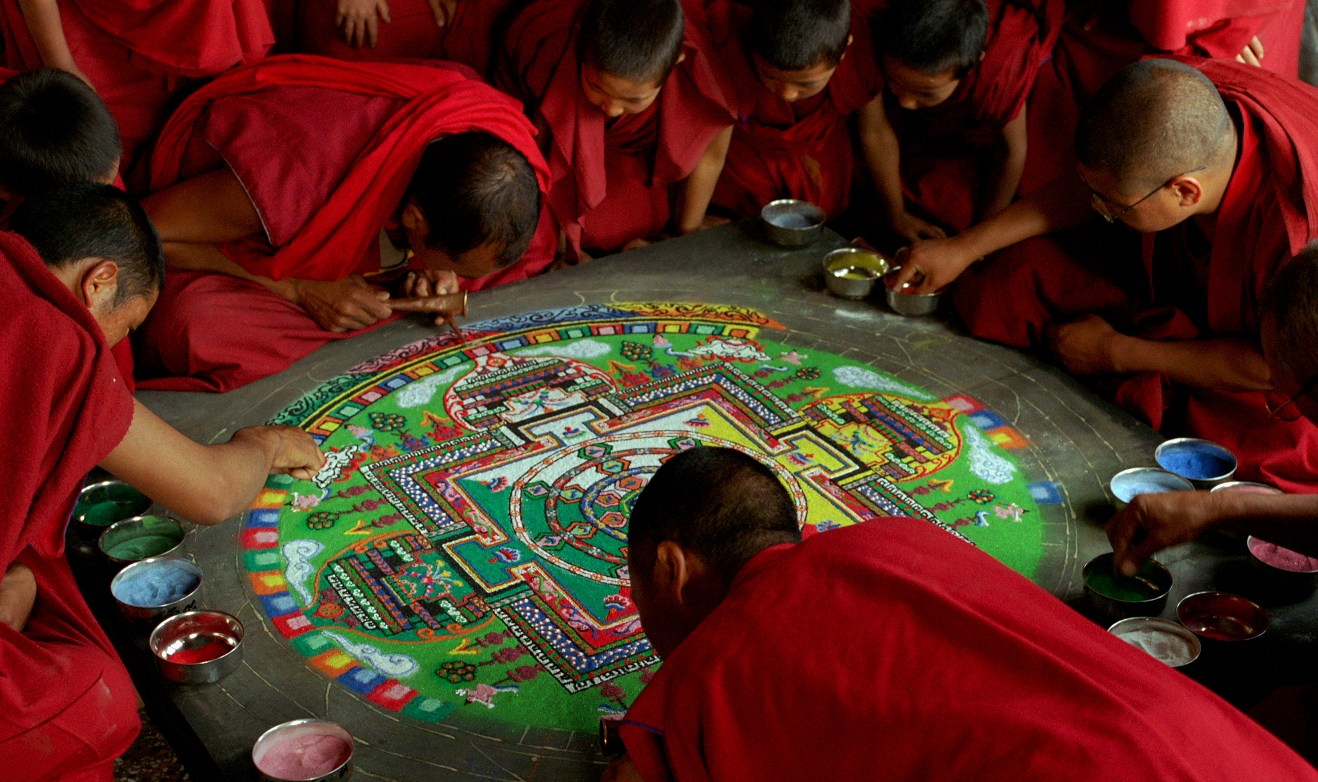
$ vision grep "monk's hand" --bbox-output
[1237,36,1265,67]
[291,275,393,333]
[888,237,974,295]
[887,210,947,244]
[398,269,460,299]
[0,562,36,633]
[601,754,644,782]
[426,0,457,26]
[1108,491,1222,577]
[390,270,467,332]
[337,0,391,48]
[1046,314,1125,375]
[232,425,326,482]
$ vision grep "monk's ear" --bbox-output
[653,540,690,605]
[1169,175,1204,208]
[401,201,429,239]
[676,52,686,66]
[81,258,120,313]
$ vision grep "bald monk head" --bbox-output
[626,446,800,657]
[748,0,853,102]
[1074,58,1237,234]
[405,131,542,277]
[879,0,988,110]
[578,0,685,118]
[1262,244,1318,423]
[0,69,121,198]
[10,183,163,345]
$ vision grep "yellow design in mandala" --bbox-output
[801,393,962,482]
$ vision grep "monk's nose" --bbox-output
[603,101,626,117]
[775,85,798,101]
[897,93,921,111]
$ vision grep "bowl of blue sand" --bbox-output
[111,556,202,629]
[760,199,825,247]
[1109,467,1195,511]
[1155,437,1237,489]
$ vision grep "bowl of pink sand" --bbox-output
[1247,536,1318,603]
[253,719,355,782]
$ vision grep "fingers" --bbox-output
[924,223,947,240]
[387,292,466,314]
[378,0,391,23]
[890,262,924,292]
[367,14,379,47]
[1106,509,1140,575]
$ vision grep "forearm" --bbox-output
[18,0,76,72]
[857,98,905,219]
[1214,494,1318,557]
[1110,335,1271,391]
[0,563,36,632]
[952,175,1091,261]
[161,241,299,303]
[675,126,732,234]
[983,113,1027,219]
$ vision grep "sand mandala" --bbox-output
[242,303,1054,731]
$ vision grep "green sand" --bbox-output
[1087,570,1165,602]
[77,500,148,527]
[105,534,180,561]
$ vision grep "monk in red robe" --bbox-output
[137,55,555,393]
[298,0,513,77]
[497,0,733,260]
[604,446,1318,782]
[1129,0,1306,78]
[894,58,1318,491]
[0,0,273,185]
[863,0,1062,241]
[0,184,322,782]
[704,0,882,220]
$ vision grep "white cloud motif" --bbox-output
[831,366,933,400]
[283,539,323,604]
[394,365,466,408]
[516,338,613,360]
[964,426,1017,485]
[322,630,420,678]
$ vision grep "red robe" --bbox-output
[297,0,516,77]
[957,58,1318,491]
[622,519,1318,781]
[0,231,139,782]
[497,0,733,257]
[889,0,1063,233]
[1129,0,1305,78]
[704,0,881,220]
[136,55,555,393]
[0,0,273,184]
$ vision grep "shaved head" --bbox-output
[1075,59,1234,192]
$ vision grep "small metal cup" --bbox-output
[1211,481,1282,495]
[150,610,244,684]
[760,199,825,247]
[821,247,890,299]
[1083,552,1172,623]
[884,285,941,316]
[98,515,186,572]
[1108,467,1195,511]
[1154,437,1238,489]
[1176,591,1269,642]
[74,479,152,530]
[110,556,202,630]
[1246,536,1318,604]
[1108,617,1201,668]
[253,719,355,782]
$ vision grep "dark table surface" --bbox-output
[76,222,1318,781]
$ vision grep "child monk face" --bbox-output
[1261,313,1318,424]
[580,62,665,118]
[882,56,960,110]
[752,55,842,102]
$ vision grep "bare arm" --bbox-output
[674,125,732,235]
[0,563,36,632]
[1111,334,1272,391]
[856,95,945,242]
[982,108,1027,220]
[99,399,324,526]
[17,0,87,83]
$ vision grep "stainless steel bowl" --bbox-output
[1176,591,1269,642]
[1154,437,1238,489]
[150,610,243,684]
[110,556,202,630]
[1246,535,1318,603]
[1211,481,1282,495]
[1108,617,1201,668]
[821,247,890,299]
[1082,552,1172,623]
[253,719,355,782]
[98,515,186,571]
[74,479,152,530]
[760,199,825,247]
[1108,467,1195,511]
[884,285,941,316]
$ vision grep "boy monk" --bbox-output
[0,183,323,782]
[606,446,1318,781]
[704,0,882,220]
[0,0,272,183]
[894,58,1318,490]
[864,0,1061,241]
[138,55,555,393]
[498,0,733,259]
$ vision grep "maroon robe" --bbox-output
[1130,0,1305,78]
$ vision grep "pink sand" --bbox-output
[256,733,352,779]
[1249,538,1318,573]
[1218,484,1282,495]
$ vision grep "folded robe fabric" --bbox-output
[0,231,139,781]
[498,0,734,258]
[1129,0,1305,78]
[622,520,1318,781]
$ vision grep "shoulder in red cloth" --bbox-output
[622,520,1318,781]
[66,0,272,77]
[953,0,1063,130]
[149,55,555,286]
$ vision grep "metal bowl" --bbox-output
[1246,535,1318,603]
[1176,591,1269,642]
[253,719,355,782]
[1155,437,1238,489]
[1083,552,1173,623]
[110,556,202,629]
[1211,481,1282,495]
[1108,467,1195,511]
[150,610,243,684]
[1108,616,1201,668]
[884,285,941,317]
[760,199,825,247]
[98,515,186,571]
[821,247,890,299]
[74,479,152,530]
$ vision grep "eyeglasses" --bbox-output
[1080,166,1206,223]
[1266,375,1318,421]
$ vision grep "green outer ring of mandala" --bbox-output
[241,303,1048,731]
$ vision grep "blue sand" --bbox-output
[114,562,199,607]
[1112,471,1191,503]
[768,213,815,229]
[1158,444,1235,480]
